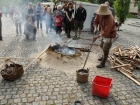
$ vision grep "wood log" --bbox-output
[0,59,10,69]
[111,64,131,69]
[117,68,140,86]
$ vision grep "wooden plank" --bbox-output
[0,59,10,69]
[118,68,140,86]
[111,64,131,69]
[24,45,50,71]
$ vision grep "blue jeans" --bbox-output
[36,15,42,29]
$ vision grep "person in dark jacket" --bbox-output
[74,3,87,38]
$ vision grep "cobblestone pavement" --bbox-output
[0,16,140,105]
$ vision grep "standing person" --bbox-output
[65,2,74,38]
[0,12,2,41]
[93,4,116,68]
[27,2,35,24]
[53,5,57,13]
[35,2,44,30]
[24,16,37,40]
[74,3,87,38]
[3,7,7,17]
[62,4,67,35]
[54,12,62,36]
[90,13,96,35]
[53,5,64,33]
[105,1,115,18]
[53,5,64,20]
[10,6,15,20]
[44,7,52,34]
[13,9,22,36]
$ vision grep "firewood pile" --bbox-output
[108,45,140,86]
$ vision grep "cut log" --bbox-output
[0,59,10,69]
[111,64,131,69]
[118,68,140,86]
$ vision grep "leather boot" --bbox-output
[97,50,109,68]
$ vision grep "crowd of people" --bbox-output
[0,2,88,40]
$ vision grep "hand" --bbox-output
[93,36,99,42]
[94,28,98,35]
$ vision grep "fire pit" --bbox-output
[46,44,81,59]
[51,44,76,55]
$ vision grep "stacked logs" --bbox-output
[108,45,140,86]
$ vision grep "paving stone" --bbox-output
[1,99,7,105]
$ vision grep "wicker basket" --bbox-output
[76,69,89,83]
[1,62,24,81]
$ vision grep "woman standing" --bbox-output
[65,3,74,38]
[44,7,52,34]
[13,8,22,36]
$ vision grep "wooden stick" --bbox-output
[111,64,131,69]
[0,59,11,69]
[118,68,140,86]
[0,57,40,60]
[24,45,50,71]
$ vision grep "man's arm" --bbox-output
[84,9,87,21]
[94,14,100,34]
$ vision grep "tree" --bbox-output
[134,0,140,15]
[114,0,131,23]
[95,0,114,7]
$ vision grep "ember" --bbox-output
[51,44,76,55]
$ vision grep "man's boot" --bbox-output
[96,50,109,68]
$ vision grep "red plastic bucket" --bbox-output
[92,75,112,98]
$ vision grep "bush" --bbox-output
[114,0,131,23]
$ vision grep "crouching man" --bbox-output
[93,4,116,68]
[24,16,37,40]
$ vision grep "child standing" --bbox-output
[54,12,62,35]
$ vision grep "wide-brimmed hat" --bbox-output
[96,4,111,15]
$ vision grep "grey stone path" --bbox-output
[0,16,140,105]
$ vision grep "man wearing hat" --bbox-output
[93,4,116,68]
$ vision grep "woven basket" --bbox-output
[76,69,89,83]
[1,62,24,81]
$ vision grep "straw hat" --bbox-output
[96,4,111,15]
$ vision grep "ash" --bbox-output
[51,44,76,55]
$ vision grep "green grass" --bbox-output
[127,14,138,18]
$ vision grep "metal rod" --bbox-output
[82,41,94,69]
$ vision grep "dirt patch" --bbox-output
[31,45,102,74]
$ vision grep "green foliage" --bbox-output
[114,0,131,23]
[134,0,140,12]
[127,13,138,18]
[95,0,114,7]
